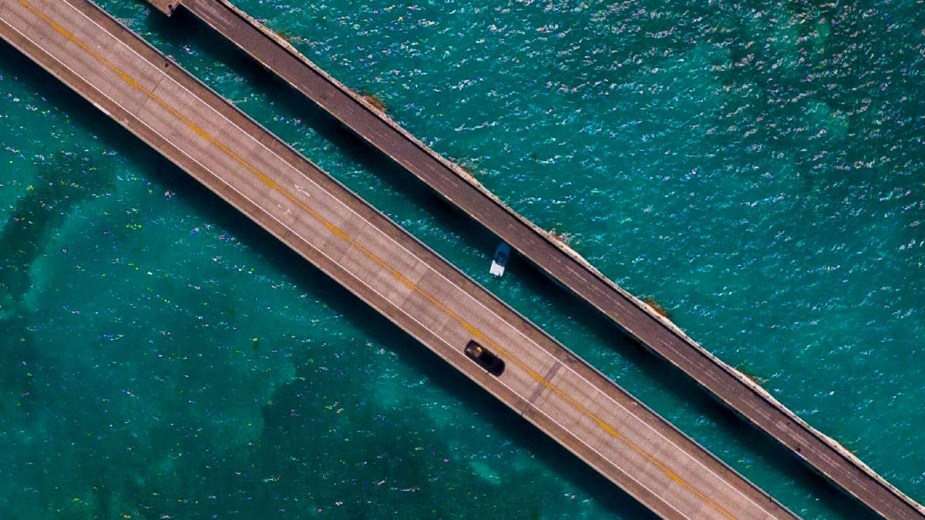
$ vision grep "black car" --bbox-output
[465,340,505,376]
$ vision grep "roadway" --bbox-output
[144,1,925,518]
[0,0,796,518]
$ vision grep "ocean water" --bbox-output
[0,0,922,518]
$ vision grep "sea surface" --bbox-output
[1,0,923,518]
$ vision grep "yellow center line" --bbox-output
[20,1,741,517]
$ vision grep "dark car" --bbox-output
[465,340,505,376]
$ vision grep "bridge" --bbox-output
[134,1,925,518]
[0,0,802,517]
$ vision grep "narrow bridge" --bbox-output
[0,0,801,517]
[141,1,925,518]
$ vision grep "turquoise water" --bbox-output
[1,0,923,517]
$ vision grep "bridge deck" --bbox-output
[0,0,796,518]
